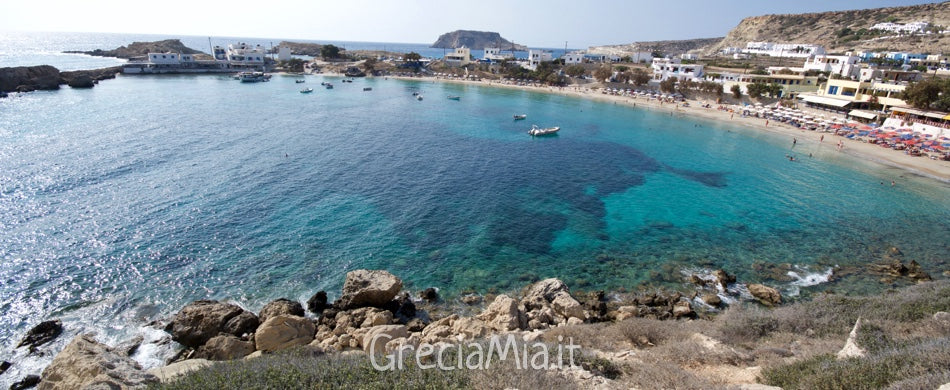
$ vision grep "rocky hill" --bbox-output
[65,39,205,59]
[588,38,722,57]
[708,2,950,54]
[276,41,324,57]
[431,30,527,50]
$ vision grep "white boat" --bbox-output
[513,114,527,120]
[300,88,313,93]
[238,72,270,82]
[528,124,559,136]
[416,94,423,101]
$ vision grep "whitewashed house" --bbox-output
[803,55,861,79]
[743,42,826,58]
[444,47,472,67]
[563,51,585,64]
[651,58,703,81]
[526,49,553,70]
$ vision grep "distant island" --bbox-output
[64,39,205,59]
[431,30,527,50]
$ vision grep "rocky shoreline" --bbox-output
[7,252,937,389]
[0,65,122,94]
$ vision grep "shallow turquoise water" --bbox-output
[0,74,948,373]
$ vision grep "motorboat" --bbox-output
[238,72,270,82]
[416,94,423,101]
[363,87,372,91]
[528,124,559,136]
[325,83,334,89]
[447,95,461,101]
[295,79,306,83]
[513,114,527,120]
[300,88,313,93]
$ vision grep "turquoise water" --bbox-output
[0,73,948,375]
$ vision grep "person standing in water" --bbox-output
[792,138,797,148]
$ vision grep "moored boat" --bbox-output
[363,87,372,91]
[238,72,270,82]
[513,114,527,120]
[416,94,423,101]
[300,88,313,93]
[447,95,461,101]
[528,124,559,136]
[295,79,306,83]
[325,83,334,89]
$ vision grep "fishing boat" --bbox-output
[447,95,461,101]
[416,94,423,101]
[513,114,527,120]
[295,79,306,83]
[300,88,313,93]
[363,87,372,91]
[528,124,559,136]
[325,83,334,89]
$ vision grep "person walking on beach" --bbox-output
[820,134,824,143]
[792,138,797,148]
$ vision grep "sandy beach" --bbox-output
[383,74,950,184]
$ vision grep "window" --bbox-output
[828,85,839,95]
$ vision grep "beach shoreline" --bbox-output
[381,74,950,184]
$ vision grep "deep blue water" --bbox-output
[0,71,948,378]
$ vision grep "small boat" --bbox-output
[363,87,372,91]
[320,81,327,86]
[238,72,271,83]
[411,91,420,96]
[528,124,560,136]
[342,79,353,83]
[513,114,527,120]
[325,83,334,89]
[416,95,423,101]
[447,95,461,101]
[300,88,313,93]
[295,79,306,83]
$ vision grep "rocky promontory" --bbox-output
[0,65,121,94]
[64,39,204,59]
[275,41,325,57]
[431,30,527,50]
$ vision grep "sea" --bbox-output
[1,31,948,384]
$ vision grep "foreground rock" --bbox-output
[17,320,63,352]
[258,298,305,324]
[748,284,782,305]
[166,300,259,348]
[38,334,157,390]
[307,291,328,313]
[0,65,61,93]
[194,334,255,360]
[147,359,213,383]
[335,270,403,310]
[11,375,40,390]
[837,317,867,359]
[255,315,315,352]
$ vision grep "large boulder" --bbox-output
[194,334,255,361]
[336,270,403,310]
[361,325,408,354]
[38,334,157,390]
[166,300,257,348]
[714,269,736,289]
[254,315,315,353]
[0,65,61,92]
[307,291,328,314]
[748,284,782,305]
[258,298,305,324]
[66,75,94,88]
[222,311,260,337]
[477,295,526,331]
[551,292,586,320]
[524,278,570,303]
[146,359,214,383]
[17,319,63,352]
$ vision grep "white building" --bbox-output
[743,42,826,58]
[870,21,929,34]
[213,43,267,68]
[651,58,703,81]
[277,46,292,62]
[526,49,553,70]
[803,55,861,79]
[483,47,513,62]
[680,53,698,60]
[563,51,585,65]
[444,47,472,67]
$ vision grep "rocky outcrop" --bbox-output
[477,295,526,331]
[61,67,121,89]
[165,300,258,348]
[748,284,782,306]
[335,270,403,310]
[64,39,204,59]
[361,325,408,354]
[258,298,305,324]
[431,30,527,50]
[38,334,157,390]
[17,320,63,352]
[307,291,328,314]
[870,259,932,282]
[419,287,439,302]
[10,375,40,390]
[275,41,324,57]
[146,359,213,383]
[254,315,315,353]
[0,66,61,93]
[194,334,255,361]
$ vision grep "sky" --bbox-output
[0,0,940,48]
